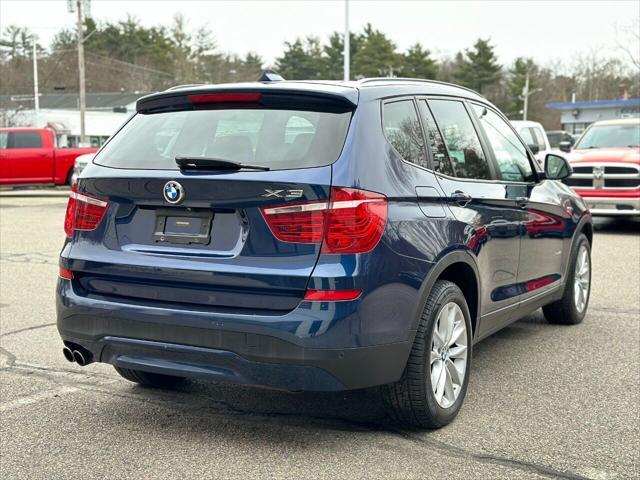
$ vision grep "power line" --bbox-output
[84,51,174,77]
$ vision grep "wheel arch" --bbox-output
[580,219,593,246]
[412,250,480,339]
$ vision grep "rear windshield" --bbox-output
[94,108,352,170]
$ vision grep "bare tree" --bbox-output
[615,19,640,70]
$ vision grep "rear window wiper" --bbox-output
[175,156,270,171]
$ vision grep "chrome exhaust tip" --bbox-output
[72,349,92,367]
[62,346,75,363]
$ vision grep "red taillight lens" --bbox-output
[260,201,328,243]
[322,187,387,254]
[59,267,74,280]
[64,185,109,238]
[304,289,362,301]
[188,92,262,104]
[260,187,387,254]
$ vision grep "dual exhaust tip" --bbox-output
[62,345,93,366]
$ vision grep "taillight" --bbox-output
[59,267,74,280]
[64,185,109,238]
[261,187,387,254]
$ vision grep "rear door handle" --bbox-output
[451,190,472,207]
[515,197,529,208]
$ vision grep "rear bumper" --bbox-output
[56,279,413,391]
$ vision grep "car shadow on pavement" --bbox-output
[94,312,553,436]
[592,217,639,234]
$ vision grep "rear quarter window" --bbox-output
[94,108,352,171]
[382,100,427,168]
[8,131,43,149]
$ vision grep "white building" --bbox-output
[0,92,150,147]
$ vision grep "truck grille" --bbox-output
[564,163,640,190]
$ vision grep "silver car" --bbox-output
[70,153,94,186]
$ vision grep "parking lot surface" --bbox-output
[1,189,638,479]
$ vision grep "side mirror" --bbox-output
[528,143,540,155]
[559,141,572,153]
[544,153,572,180]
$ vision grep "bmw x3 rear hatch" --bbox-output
[64,87,356,313]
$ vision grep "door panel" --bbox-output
[435,175,524,318]
[518,183,568,301]
[423,98,523,336]
[7,131,53,183]
[469,103,566,305]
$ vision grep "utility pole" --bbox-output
[75,0,87,145]
[522,73,529,121]
[521,71,542,121]
[343,0,350,81]
[32,37,39,127]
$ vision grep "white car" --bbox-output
[511,120,551,166]
[70,152,94,186]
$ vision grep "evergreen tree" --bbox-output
[323,31,362,80]
[509,57,537,115]
[400,43,438,79]
[275,37,326,80]
[352,24,402,78]
[454,38,502,93]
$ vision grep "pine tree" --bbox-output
[509,57,537,115]
[323,32,362,80]
[275,37,326,80]
[400,43,438,79]
[454,38,502,93]
[352,24,402,78]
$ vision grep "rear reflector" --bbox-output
[59,268,74,280]
[260,187,387,254]
[304,289,361,301]
[188,92,263,104]
[64,185,109,238]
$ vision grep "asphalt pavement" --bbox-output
[0,188,638,479]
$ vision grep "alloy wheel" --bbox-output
[574,244,590,313]
[430,301,468,409]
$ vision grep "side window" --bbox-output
[531,127,546,151]
[428,99,492,180]
[0,132,8,149]
[417,100,454,176]
[472,105,535,183]
[518,127,535,147]
[8,131,43,149]
[382,100,427,168]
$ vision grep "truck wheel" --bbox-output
[382,280,472,428]
[114,366,186,389]
[543,233,591,325]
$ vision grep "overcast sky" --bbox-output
[1,0,639,67]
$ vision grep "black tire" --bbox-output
[114,366,187,389]
[542,233,591,325]
[382,280,473,428]
[66,169,74,187]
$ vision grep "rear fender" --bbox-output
[409,249,481,342]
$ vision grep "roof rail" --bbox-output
[165,84,205,91]
[358,77,485,98]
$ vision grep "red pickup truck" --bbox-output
[0,128,97,186]
[563,118,640,216]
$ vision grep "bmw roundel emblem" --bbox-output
[163,181,184,204]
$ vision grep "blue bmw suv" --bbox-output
[57,77,592,428]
